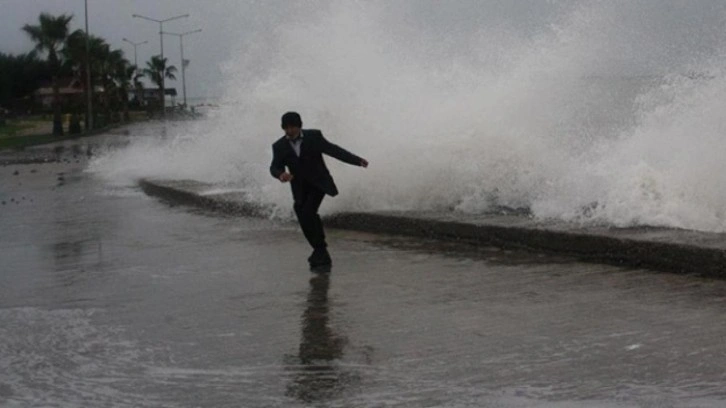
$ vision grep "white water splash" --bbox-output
[89,1,726,232]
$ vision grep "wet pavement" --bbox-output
[3,156,726,407]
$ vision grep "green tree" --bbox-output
[143,55,176,112]
[86,35,117,125]
[132,67,145,109]
[95,45,124,123]
[22,13,73,136]
[0,52,52,110]
[65,31,137,126]
[63,29,92,127]
[114,59,137,121]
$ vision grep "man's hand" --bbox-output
[279,172,293,182]
[360,158,369,168]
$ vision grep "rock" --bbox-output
[12,170,19,176]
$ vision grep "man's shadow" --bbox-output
[285,273,348,403]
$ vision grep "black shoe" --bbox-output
[308,248,331,265]
[309,248,332,273]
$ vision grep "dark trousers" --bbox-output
[293,181,327,250]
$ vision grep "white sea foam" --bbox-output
[89,1,726,232]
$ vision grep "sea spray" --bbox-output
[89,1,726,232]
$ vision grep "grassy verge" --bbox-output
[0,110,153,150]
[0,119,141,150]
[0,122,36,138]
[0,132,60,149]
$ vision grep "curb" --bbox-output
[139,179,270,218]
[325,213,726,276]
[139,178,726,277]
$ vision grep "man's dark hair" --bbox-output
[281,111,303,129]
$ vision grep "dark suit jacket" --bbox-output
[270,129,363,197]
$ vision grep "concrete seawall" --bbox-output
[139,179,726,277]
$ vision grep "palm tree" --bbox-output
[65,32,137,126]
[22,13,73,136]
[143,55,176,112]
[132,69,145,109]
[63,29,92,130]
[114,59,137,121]
[96,45,124,123]
[86,36,114,125]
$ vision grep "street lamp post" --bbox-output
[131,13,188,118]
[122,38,148,67]
[123,38,148,111]
[84,0,92,130]
[161,29,201,108]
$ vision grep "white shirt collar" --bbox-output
[288,129,303,143]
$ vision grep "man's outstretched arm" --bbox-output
[319,132,368,167]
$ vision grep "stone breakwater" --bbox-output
[139,179,726,277]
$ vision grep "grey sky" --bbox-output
[3,1,726,99]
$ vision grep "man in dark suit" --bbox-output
[270,112,368,271]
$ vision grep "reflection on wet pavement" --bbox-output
[286,274,350,403]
